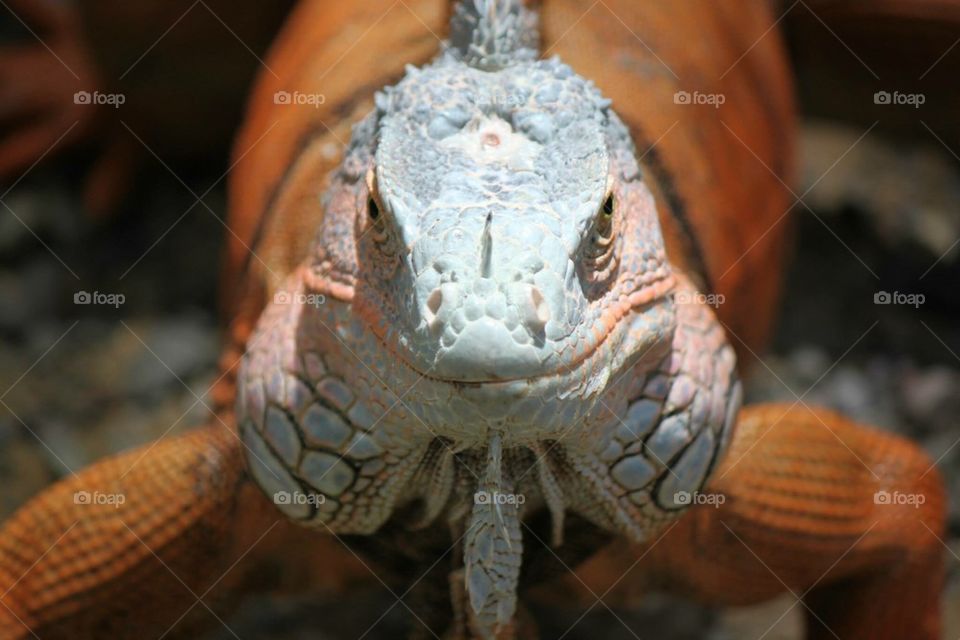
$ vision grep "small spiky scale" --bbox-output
[463,435,523,636]
[449,0,539,69]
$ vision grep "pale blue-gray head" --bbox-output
[358,0,672,383]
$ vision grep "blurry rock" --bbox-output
[0,182,79,254]
[712,595,801,640]
[38,419,91,476]
[822,365,888,427]
[946,570,960,640]
[0,260,60,332]
[800,121,960,259]
[902,365,960,424]
[122,315,219,397]
[0,436,53,520]
[787,346,830,380]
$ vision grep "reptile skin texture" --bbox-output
[0,1,948,639]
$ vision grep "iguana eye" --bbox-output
[602,193,615,217]
[364,169,389,244]
[580,192,619,288]
[594,193,615,239]
[586,193,616,256]
[366,192,393,251]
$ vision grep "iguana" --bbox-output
[0,1,947,638]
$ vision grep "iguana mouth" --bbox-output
[356,272,677,385]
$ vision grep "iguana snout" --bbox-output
[420,276,552,381]
[404,174,582,381]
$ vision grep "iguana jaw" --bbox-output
[346,269,676,386]
[270,263,678,449]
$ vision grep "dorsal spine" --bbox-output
[448,0,540,70]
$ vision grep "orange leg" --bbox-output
[0,423,367,639]
[577,404,947,639]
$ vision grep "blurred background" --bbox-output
[0,1,958,638]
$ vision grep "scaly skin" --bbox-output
[237,3,740,632]
[566,404,946,640]
[0,1,948,639]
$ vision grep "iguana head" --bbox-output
[320,2,674,385]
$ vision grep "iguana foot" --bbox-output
[575,403,946,639]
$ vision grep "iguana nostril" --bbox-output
[482,132,501,147]
[425,287,443,328]
[427,288,443,314]
[424,281,547,336]
[526,287,549,333]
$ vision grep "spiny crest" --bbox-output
[448,0,540,70]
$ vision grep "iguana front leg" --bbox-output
[0,423,366,639]
[576,404,946,639]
